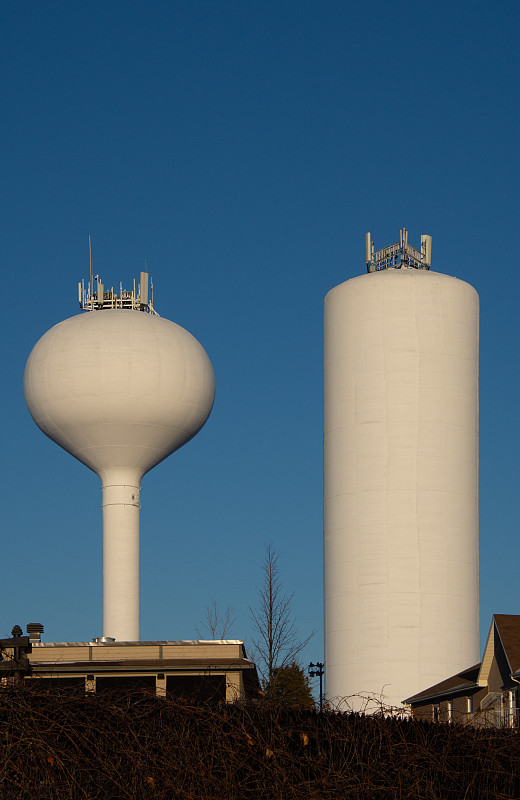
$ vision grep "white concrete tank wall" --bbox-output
[324,268,479,710]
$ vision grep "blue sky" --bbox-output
[2,1,519,674]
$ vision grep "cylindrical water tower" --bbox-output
[324,229,479,710]
[24,268,215,641]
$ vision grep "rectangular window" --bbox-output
[467,696,473,714]
[433,704,440,722]
[166,674,226,705]
[96,676,156,693]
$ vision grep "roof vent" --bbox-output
[26,623,44,643]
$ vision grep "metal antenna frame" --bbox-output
[365,228,432,273]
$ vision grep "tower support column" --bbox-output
[101,470,142,641]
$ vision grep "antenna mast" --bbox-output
[89,233,93,295]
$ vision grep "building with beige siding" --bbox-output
[1,624,259,704]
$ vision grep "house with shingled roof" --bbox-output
[404,615,520,726]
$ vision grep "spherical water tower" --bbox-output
[324,229,479,710]
[24,267,215,641]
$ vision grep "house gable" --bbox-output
[478,615,520,691]
[494,615,520,674]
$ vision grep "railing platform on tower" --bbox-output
[366,228,432,272]
[78,271,158,314]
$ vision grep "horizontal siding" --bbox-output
[28,643,243,664]
[29,647,90,663]
[162,644,241,659]
[90,646,162,661]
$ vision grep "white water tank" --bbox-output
[24,283,215,642]
[324,234,479,709]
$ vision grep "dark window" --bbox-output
[95,675,156,693]
[166,674,226,705]
[24,677,86,692]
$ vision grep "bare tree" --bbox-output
[197,599,236,640]
[249,543,314,691]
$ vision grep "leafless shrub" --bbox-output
[0,684,520,799]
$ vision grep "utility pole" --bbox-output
[308,661,324,711]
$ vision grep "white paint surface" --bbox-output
[324,268,479,709]
[24,310,215,641]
